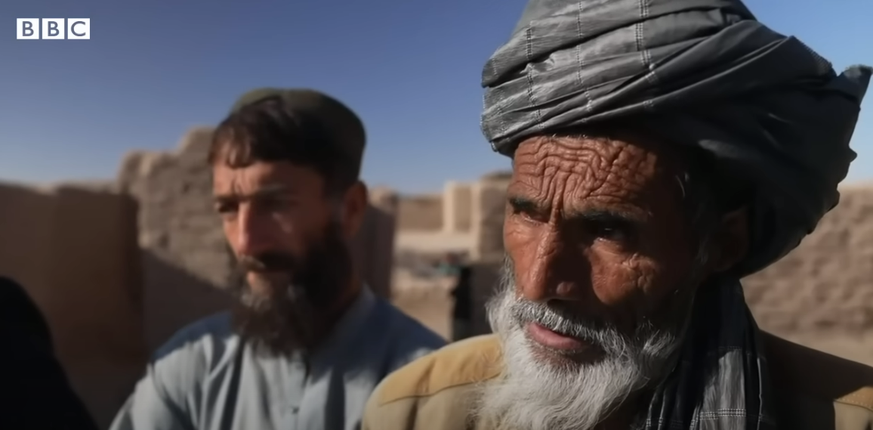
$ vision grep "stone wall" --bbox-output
[469,177,511,261]
[118,128,236,352]
[396,194,443,231]
[443,181,472,233]
[744,183,873,335]
[392,176,507,262]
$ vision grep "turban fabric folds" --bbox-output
[480,2,870,428]
[481,0,871,276]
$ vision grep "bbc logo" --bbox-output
[16,18,90,40]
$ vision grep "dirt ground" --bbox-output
[391,287,873,366]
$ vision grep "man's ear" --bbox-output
[709,206,750,273]
[340,181,369,240]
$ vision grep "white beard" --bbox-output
[474,261,684,430]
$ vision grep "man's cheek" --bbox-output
[587,250,635,304]
[502,220,527,250]
[625,259,688,321]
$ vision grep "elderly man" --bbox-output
[111,89,445,430]
[363,1,872,429]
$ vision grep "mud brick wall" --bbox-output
[470,177,511,261]
[397,194,443,231]
[744,183,873,335]
[0,181,147,429]
[118,128,236,353]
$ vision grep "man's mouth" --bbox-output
[246,271,289,290]
[525,322,592,353]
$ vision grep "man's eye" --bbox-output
[514,211,542,225]
[515,210,533,221]
[510,206,545,223]
[215,205,238,222]
[590,222,632,242]
[216,203,236,215]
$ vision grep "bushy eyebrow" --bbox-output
[571,208,645,230]
[213,183,290,204]
[507,195,541,214]
[507,195,646,225]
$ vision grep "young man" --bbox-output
[111,88,445,430]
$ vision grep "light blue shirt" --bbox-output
[110,287,445,430]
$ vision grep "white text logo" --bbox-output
[16,18,90,40]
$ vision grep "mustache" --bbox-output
[495,255,607,339]
[238,252,298,272]
[510,299,613,339]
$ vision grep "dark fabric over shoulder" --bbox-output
[0,276,99,430]
[480,0,871,275]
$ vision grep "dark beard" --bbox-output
[231,220,353,356]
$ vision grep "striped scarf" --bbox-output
[645,278,776,429]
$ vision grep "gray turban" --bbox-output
[481,0,871,276]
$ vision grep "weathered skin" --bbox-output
[505,135,743,345]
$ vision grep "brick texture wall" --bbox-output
[118,128,238,352]
[744,183,873,335]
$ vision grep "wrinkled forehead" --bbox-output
[508,133,687,214]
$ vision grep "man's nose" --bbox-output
[518,230,587,303]
[234,206,273,257]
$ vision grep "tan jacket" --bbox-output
[363,334,873,430]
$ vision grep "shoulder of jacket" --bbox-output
[763,331,873,412]
[835,387,873,412]
[373,334,503,406]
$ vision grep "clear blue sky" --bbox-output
[1,0,871,193]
